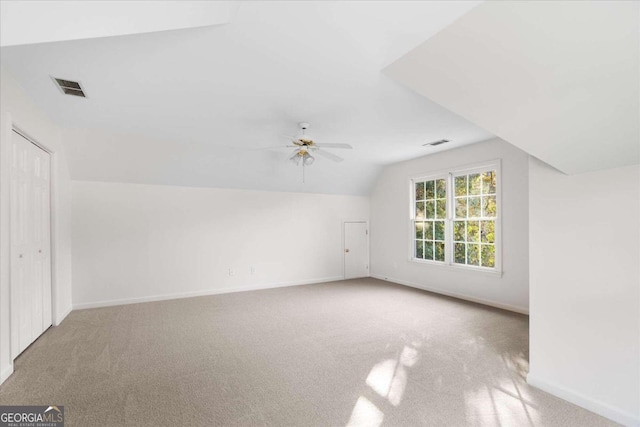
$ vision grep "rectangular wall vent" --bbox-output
[52,77,86,98]
[423,139,450,147]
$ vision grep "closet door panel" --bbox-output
[31,142,52,333]
[10,131,52,357]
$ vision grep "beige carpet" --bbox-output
[0,278,617,426]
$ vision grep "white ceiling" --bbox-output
[385,1,640,175]
[0,1,237,47]
[0,1,493,195]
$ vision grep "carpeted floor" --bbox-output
[0,278,617,426]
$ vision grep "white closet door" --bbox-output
[31,139,52,339]
[344,222,369,279]
[10,130,52,357]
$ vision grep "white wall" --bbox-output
[369,138,529,313]
[528,158,640,426]
[0,66,73,384]
[71,181,369,308]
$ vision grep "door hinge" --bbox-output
[366,229,368,235]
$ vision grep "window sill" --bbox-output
[409,257,503,277]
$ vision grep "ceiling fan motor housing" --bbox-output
[297,122,314,144]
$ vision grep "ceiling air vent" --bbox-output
[423,139,450,147]
[52,77,86,97]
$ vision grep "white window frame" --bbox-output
[409,160,502,275]
[409,172,449,264]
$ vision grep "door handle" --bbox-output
[345,249,350,253]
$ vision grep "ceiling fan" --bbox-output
[266,122,353,166]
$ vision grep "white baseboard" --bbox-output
[73,276,344,310]
[527,373,639,427]
[54,305,73,326]
[1,363,13,385]
[371,274,529,315]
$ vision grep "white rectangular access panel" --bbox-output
[10,130,52,357]
[344,221,369,279]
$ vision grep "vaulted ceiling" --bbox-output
[0,1,492,195]
[0,1,238,47]
[2,1,636,195]
[385,1,639,175]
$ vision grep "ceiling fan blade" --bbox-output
[281,135,299,142]
[314,143,353,149]
[315,149,344,162]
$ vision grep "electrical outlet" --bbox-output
[250,266,256,275]
[228,268,235,276]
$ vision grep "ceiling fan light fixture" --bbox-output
[303,153,315,165]
[277,121,350,173]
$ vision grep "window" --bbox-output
[410,161,500,272]
[453,171,497,268]
[414,177,447,261]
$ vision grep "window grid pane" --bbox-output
[413,178,446,263]
[415,182,425,201]
[451,169,497,268]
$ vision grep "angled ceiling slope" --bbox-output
[0,1,236,47]
[385,1,640,175]
[0,1,493,196]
